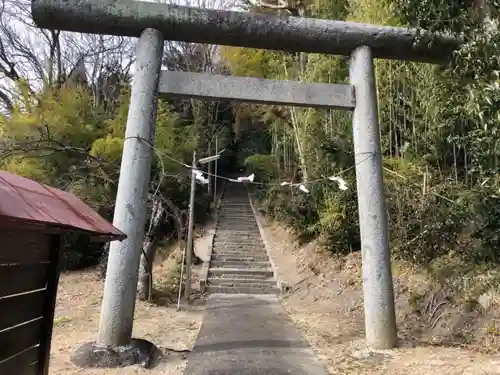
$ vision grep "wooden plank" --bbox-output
[0,264,49,297]
[0,229,51,264]
[159,71,355,110]
[39,235,61,375]
[0,319,43,362]
[0,346,39,375]
[0,291,46,331]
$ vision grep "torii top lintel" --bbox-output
[31,0,460,64]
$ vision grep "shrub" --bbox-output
[257,185,319,238]
[244,154,278,183]
[459,188,500,264]
[60,233,103,271]
[384,158,500,265]
[314,181,360,254]
[393,183,469,264]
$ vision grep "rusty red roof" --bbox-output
[0,171,125,241]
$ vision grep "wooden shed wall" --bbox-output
[0,228,60,375]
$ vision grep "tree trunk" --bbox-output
[136,197,165,301]
[208,158,213,196]
[137,237,158,301]
[284,57,308,182]
[99,242,110,279]
[290,106,308,181]
[189,236,203,265]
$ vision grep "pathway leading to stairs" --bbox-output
[184,183,328,375]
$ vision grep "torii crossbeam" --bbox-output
[32,0,459,63]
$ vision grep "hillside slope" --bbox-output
[259,217,500,375]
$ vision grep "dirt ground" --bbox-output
[49,224,214,375]
[259,217,500,375]
[50,215,500,375]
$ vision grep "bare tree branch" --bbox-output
[0,0,135,113]
[0,87,13,112]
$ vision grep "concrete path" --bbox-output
[184,294,329,375]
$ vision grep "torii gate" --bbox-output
[31,0,459,351]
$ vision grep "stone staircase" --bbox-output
[206,183,278,295]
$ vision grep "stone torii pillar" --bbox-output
[31,0,460,351]
[96,28,164,347]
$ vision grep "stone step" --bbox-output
[208,278,276,287]
[218,210,255,216]
[214,243,263,247]
[215,244,263,247]
[218,220,255,223]
[214,239,263,245]
[215,237,261,242]
[217,224,257,228]
[213,248,265,254]
[218,217,255,220]
[218,218,255,222]
[208,268,274,278]
[218,220,254,223]
[212,255,268,261]
[212,252,268,258]
[219,213,254,216]
[220,210,250,213]
[219,208,252,210]
[218,239,260,242]
[211,254,269,262]
[219,208,252,211]
[213,245,264,250]
[215,249,264,253]
[218,226,257,228]
[215,234,261,238]
[215,230,260,235]
[218,218,254,220]
[206,285,278,295]
[214,234,262,243]
[215,235,261,239]
[218,223,256,225]
[218,217,253,219]
[217,228,259,232]
[210,272,270,280]
[216,236,261,239]
[217,225,258,230]
[210,260,271,269]
[214,241,262,245]
[219,210,252,213]
[214,242,263,246]
[216,236,258,241]
[218,216,254,218]
[220,204,251,207]
[217,226,260,231]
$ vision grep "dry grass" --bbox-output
[49,226,215,375]
[260,217,500,375]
